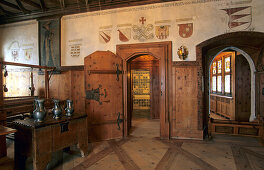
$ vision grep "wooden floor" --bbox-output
[3,118,264,170]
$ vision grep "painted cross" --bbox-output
[139,17,146,24]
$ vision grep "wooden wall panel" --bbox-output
[71,71,85,114]
[49,72,72,100]
[49,70,85,114]
[210,95,232,119]
[171,66,203,139]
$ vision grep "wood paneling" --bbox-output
[49,72,71,100]
[210,95,233,120]
[48,70,85,114]
[235,55,251,121]
[71,71,85,114]
[171,66,203,139]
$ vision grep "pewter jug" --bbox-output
[65,99,74,116]
[33,99,46,122]
[52,99,62,119]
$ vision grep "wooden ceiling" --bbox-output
[0,0,180,25]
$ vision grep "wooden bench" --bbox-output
[208,118,264,137]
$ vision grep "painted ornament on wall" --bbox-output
[178,23,193,38]
[23,48,33,60]
[133,17,154,42]
[221,6,252,31]
[99,30,111,44]
[117,28,131,42]
[155,25,170,40]
[8,41,20,61]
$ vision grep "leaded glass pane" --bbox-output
[213,62,216,74]
[212,76,216,92]
[225,57,231,72]
[217,76,222,93]
[225,75,231,93]
[217,60,222,73]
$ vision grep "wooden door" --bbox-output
[235,54,251,121]
[85,51,123,141]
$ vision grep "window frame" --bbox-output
[211,52,233,97]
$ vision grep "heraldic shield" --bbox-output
[155,25,169,40]
[178,23,193,38]
[221,6,252,31]
[117,28,131,42]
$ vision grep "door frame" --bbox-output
[116,41,172,139]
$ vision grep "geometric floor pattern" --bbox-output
[4,118,264,170]
[70,119,264,170]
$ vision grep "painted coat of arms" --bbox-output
[221,6,252,31]
[99,30,111,44]
[133,17,154,42]
[178,23,193,38]
[117,28,131,42]
[155,25,169,40]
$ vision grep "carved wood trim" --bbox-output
[116,41,172,139]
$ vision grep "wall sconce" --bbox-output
[177,45,189,60]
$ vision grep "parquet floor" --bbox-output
[4,118,264,170]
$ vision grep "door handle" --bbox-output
[161,90,163,96]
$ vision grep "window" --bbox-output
[211,52,232,96]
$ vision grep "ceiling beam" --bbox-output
[0,4,14,16]
[39,0,47,11]
[0,0,20,11]
[0,0,182,24]
[15,0,31,14]
[59,0,65,9]
[20,0,41,9]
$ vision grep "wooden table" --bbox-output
[13,114,88,170]
[0,125,17,158]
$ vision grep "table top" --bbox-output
[13,113,87,129]
[0,125,17,136]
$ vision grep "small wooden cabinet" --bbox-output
[13,114,88,170]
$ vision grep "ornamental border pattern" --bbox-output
[63,0,224,21]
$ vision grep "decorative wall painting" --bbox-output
[39,18,61,70]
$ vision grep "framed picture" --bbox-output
[39,17,61,72]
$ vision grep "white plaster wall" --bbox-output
[0,20,38,65]
[61,0,264,66]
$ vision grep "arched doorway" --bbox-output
[196,31,264,137]
[127,54,160,136]
[208,47,256,123]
